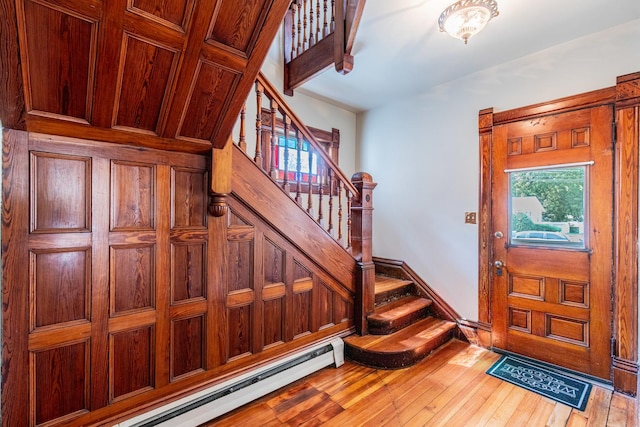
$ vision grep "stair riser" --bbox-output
[368,306,430,335]
[375,284,414,306]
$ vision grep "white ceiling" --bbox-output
[286,0,640,112]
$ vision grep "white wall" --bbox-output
[358,19,640,321]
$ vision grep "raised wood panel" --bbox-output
[317,282,334,329]
[33,341,89,425]
[20,0,97,122]
[228,305,252,359]
[263,298,284,348]
[571,127,590,148]
[171,242,206,302]
[171,315,204,380]
[111,161,155,231]
[31,248,90,329]
[227,240,254,292]
[560,281,589,308]
[171,167,207,228]
[30,151,91,233]
[110,244,155,314]
[546,315,588,346]
[208,0,269,55]
[509,275,544,300]
[110,326,155,400]
[533,132,557,152]
[114,34,179,133]
[292,291,312,338]
[508,307,530,333]
[178,60,239,142]
[129,0,195,31]
[264,238,284,285]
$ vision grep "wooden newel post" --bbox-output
[209,137,233,217]
[351,171,377,335]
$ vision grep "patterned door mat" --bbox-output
[486,355,592,410]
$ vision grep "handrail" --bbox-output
[256,72,359,198]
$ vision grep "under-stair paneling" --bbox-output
[3,131,356,425]
[11,0,291,152]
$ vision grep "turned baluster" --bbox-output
[307,146,314,216]
[269,99,278,180]
[309,0,315,46]
[323,0,328,37]
[337,180,343,244]
[327,169,334,235]
[238,103,247,152]
[317,157,324,226]
[290,2,297,60]
[297,2,303,55]
[316,0,321,42]
[254,82,263,167]
[295,129,303,205]
[302,0,308,50]
[282,115,291,192]
[346,189,352,250]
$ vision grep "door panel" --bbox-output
[491,105,613,380]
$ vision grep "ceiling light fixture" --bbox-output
[438,0,499,45]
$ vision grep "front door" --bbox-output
[491,105,613,380]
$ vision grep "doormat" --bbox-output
[486,355,592,410]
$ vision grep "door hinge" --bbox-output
[611,336,617,357]
[612,120,617,144]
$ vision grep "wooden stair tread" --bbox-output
[374,275,413,295]
[345,317,456,353]
[368,296,432,321]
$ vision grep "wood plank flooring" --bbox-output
[201,339,638,426]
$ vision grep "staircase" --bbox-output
[344,274,457,369]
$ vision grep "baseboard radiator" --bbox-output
[118,338,345,427]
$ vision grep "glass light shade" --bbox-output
[439,0,499,44]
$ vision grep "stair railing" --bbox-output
[283,0,366,95]
[230,72,376,334]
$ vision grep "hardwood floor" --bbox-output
[201,339,638,426]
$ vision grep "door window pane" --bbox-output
[509,166,586,249]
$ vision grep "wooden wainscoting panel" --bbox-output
[171,315,205,380]
[110,325,155,401]
[128,0,195,31]
[32,340,90,425]
[113,34,179,134]
[18,0,99,123]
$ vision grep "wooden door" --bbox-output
[491,105,613,380]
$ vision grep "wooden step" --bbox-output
[374,275,413,305]
[367,295,432,335]
[344,316,457,369]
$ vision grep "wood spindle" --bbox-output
[283,115,291,192]
[331,0,335,32]
[290,2,297,60]
[323,0,328,37]
[327,169,334,235]
[346,189,352,250]
[254,82,263,166]
[295,129,303,205]
[337,180,343,244]
[316,0,321,42]
[302,0,308,50]
[309,0,315,46]
[269,99,278,180]
[297,2,302,55]
[238,103,247,152]
[307,146,314,215]
[317,157,324,226]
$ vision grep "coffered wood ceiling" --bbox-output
[1,0,291,153]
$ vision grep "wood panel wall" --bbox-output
[3,0,291,152]
[2,130,354,426]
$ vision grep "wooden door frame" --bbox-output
[477,71,640,395]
